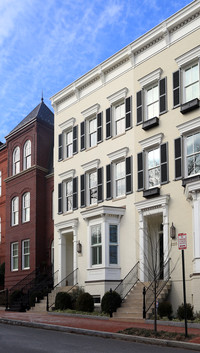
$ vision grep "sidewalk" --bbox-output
[0,309,200,351]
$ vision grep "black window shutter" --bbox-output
[58,134,63,161]
[73,125,78,154]
[174,137,182,179]
[80,174,86,207]
[73,177,78,210]
[58,183,63,214]
[106,108,112,139]
[106,164,112,200]
[97,167,103,203]
[97,112,103,143]
[80,121,85,151]
[159,77,167,115]
[136,90,143,124]
[126,156,132,194]
[160,142,168,184]
[173,70,180,108]
[125,96,132,130]
[137,152,144,190]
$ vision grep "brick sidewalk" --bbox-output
[0,310,200,344]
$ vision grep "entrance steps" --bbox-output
[113,280,171,321]
[30,286,77,312]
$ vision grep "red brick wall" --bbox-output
[0,144,7,266]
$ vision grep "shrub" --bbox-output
[177,303,194,321]
[70,287,85,309]
[76,292,94,312]
[101,290,122,314]
[55,292,72,310]
[158,301,172,319]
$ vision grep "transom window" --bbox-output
[23,140,31,170]
[12,197,19,226]
[22,239,30,270]
[65,180,73,212]
[147,148,160,188]
[115,161,125,197]
[184,63,199,103]
[22,192,30,223]
[65,130,73,158]
[186,132,200,177]
[89,117,97,147]
[91,224,102,266]
[146,84,159,120]
[115,102,125,135]
[13,146,20,175]
[89,171,97,205]
[11,242,18,271]
[109,225,118,265]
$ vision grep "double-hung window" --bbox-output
[146,84,159,120]
[11,242,18,271]
[80,159,103,208]
[65,130,73,158]
[58,118,78,161]
[12,197,19,226]
[65,179,73,212]
[115,102,125,135]
[109,225,118,265]
[22,192,30,223]
[115,161,126,197]
[22,239,30,270]
[58,172,78,214]
[184,63,199,103]
[13,146,20,175]
[80,104,102,151]
[23,140,31,170]
[89,171,97,205]
[147,148,160,188]
[89,117,97,147]
[91,224,102,266]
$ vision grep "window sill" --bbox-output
[112,132,126,140]
[180,98,200,114]
[63,210,73,215]
[86,145,98,152]
[11,269,18,272]
[142,117,159,131]
[182,174,200,187]
[143,187,160,198]
[112,195,126,202]
[85,204,98,209]
[63,155,73,162]
[22,268,30,271]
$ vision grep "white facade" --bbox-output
[51,0,200,312]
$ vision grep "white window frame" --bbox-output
[81,104,100,149]
[114,101,126,136]
[64,179,73,212]
[13,146,20,175]
[114,160,126,198]
[109,224,119,265]
[88,170,97,206]
[22,239,30,270]
[88,116,97,148]
[90,223,102,266]
[182,61,199,104]
[11,242,18,271]
[12,196,19,226]
[183,131,200,178]
[146,147,161,189]
[107,87,128,137]
[0,171,2,196]
[23,140,31,170]
[145,83,159,120]
[65,129,73,158]
[22,192,30,223]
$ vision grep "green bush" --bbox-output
[55,292,72,310]
[70,287,85,309]
[101,290,122,314]
[177,303,194,321]
[76,292,94,312]
[158,301,172,319]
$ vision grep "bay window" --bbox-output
[91,224,102,266]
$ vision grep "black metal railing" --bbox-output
[47,268,78,311]
[114,261,139,300]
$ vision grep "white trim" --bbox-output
[81,205,126,220]
[55,218,78,233]
[139,133,164,150]
[81,104,100,119]
[177,116,200,135]
[185,180,200,200]
[175,45,200,67]
[138,68,162,88]
[81,159,100,172]
[107,147,128,162]
[135,194,170,212]
[59,169,75,181]
[107,88,128,104]
[59,117,75,131]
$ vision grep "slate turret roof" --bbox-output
[7,99,54,137]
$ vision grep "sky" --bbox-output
[0,0,193,142]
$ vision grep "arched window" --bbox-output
[23,140,31,170]
[11,196,19,226]
[22,192,30,223]
[13,147,20,175]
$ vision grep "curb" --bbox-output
[0,318,200,351]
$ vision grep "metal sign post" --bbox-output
[178,233,188,338]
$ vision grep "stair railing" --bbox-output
[47,268,78,311]
[114,261,139,300]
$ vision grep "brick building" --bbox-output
[0,142,7,268]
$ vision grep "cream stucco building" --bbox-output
[51,0,200,315]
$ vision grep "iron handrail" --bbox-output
[114,261,139,300]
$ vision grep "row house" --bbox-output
[51,0,200,314]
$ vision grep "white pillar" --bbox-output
[162,202,169,279]
[191,191,200,273]
[72,226,77,285]
[139,211,145,282]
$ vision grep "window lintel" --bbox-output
[59,169,75,181]
[177,116,200,135]
[59,117,75,131]
[175,45,200,68]
[107,147,129,162]
[138,68,162,88]
[81,159,100,172]
[81,104,100,119]
[139,133,164,150]
[107,87,128,105]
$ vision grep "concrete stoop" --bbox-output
[113,281,171,321]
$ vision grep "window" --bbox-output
[58,123,78,161]
[11,197,19,226]
[52,190,54,220]
[109,225,118,265]
[89,117,97,147]
[13,146,20,175]
[23,140,31,170]
[80,161,103,208]
[58,177,78,214]
[65,130,73,158]
[115,102,125,135]
[115,161,126,197]
[146,84,159,120]
[65,179,73,212]
[91,224,102,266]
[80,105,103,151]
[137,134,168,194]
[11,242,18,271]
[89,171,97,205]
[184,63,199,103]
[22,239,30,270]
[22,192,30,223]
[0,171,1,196]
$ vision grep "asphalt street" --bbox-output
[0,323,197,353]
